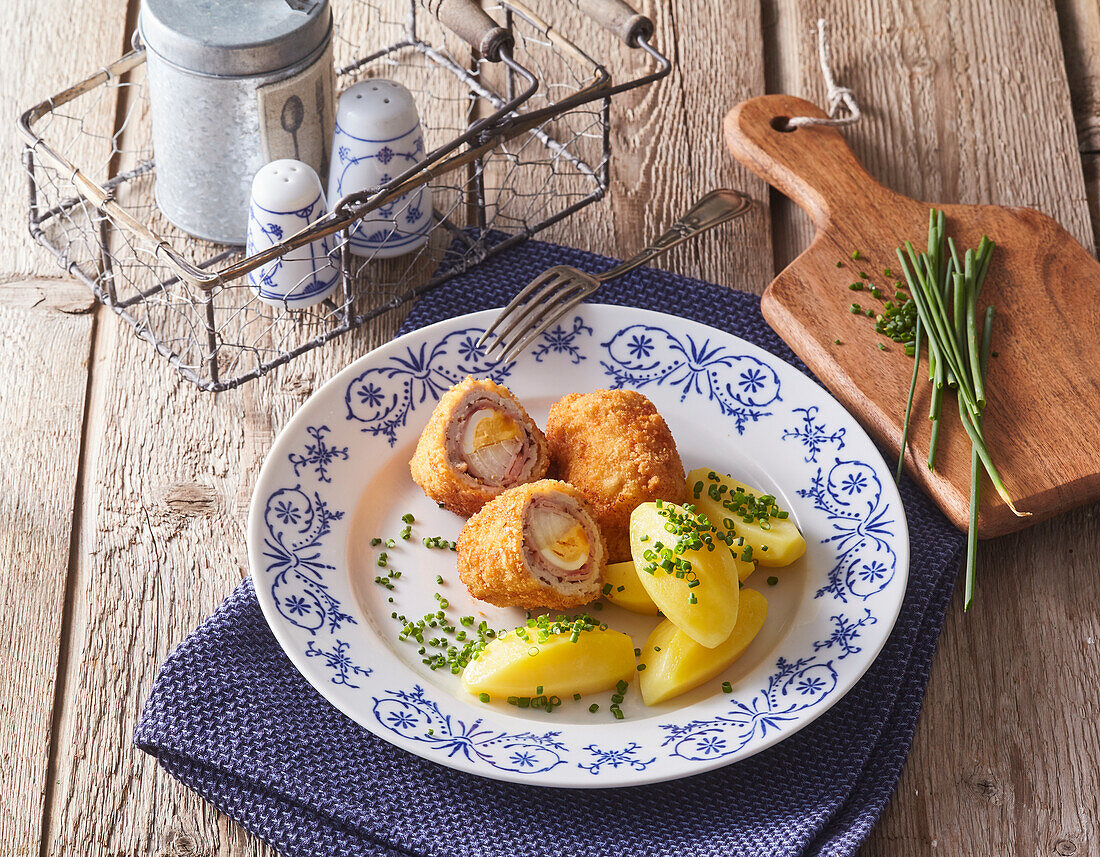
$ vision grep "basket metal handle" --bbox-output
[577,0,654,45]
[420,0,515,60]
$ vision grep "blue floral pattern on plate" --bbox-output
[799,459,898,603]
[372,686,567,774]
[343,327,512,445]
[660,655,839,761]
[261,485,352,635]
[600,324,782,433]
[249,305,909,787]
[783,406,847,463]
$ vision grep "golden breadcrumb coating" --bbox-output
[546,389,686,562]
[457,479,605,610]
[409,376,549,517]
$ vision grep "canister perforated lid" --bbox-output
[139,0,331,77]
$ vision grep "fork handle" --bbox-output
[596,189,753,282]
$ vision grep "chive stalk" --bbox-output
[964,306,996,610]
[896,315,923,482]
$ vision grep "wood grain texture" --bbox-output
[0,280,94,856]
[725,93,1100,538]
[544,0,773,292]
[0,0,127,278]
[35,3,459,856]
[0,0,125,849]
[1055,0,1100,253]
[746,4,1100,856]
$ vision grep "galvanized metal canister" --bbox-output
[139,0,336,245]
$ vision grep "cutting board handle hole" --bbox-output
[770,116,795,133]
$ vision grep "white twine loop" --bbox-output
[787,19,861,128]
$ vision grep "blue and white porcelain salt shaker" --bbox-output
[247,159,339,308]
[328,80,432,258]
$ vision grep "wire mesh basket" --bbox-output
[19,0,668,391]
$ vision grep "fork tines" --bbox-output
[478,266,598,363]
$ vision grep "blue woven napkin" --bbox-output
[136,236,964,857]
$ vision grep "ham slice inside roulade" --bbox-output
[447,394,541,488]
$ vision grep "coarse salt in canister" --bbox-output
[139,0,336,245]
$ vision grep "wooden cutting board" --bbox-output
[724,94,1100,538]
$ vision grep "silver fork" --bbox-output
[477,189,754,362]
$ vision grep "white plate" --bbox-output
[247,305,909,788]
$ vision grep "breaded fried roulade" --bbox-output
[457,480,605,610]
[410,377,549,517]
[546,389,686,562]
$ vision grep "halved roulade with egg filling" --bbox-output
[457,479,605,609]
[410,376,550,517]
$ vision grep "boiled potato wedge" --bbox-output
[461,625,635,698]
[603,560,661,615]
[687,467,806,568]
[629,501,749,648]
[640,588,768,705]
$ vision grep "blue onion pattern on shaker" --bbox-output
[247,194,339,301]
[332,122,431,252]
[600,324,781,433]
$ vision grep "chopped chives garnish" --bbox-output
[722,681,733,693]
[767,576,778,586]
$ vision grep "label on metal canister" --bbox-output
[257,39,336,186]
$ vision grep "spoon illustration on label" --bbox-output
[281,95,304,160]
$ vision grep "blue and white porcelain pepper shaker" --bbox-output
[246,159,340,308]
[328,80,432,258]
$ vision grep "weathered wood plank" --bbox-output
[1055,0,1100,252]
[0,0,126,850]
[754,3,1099,855]
[551,0,774,292]
[0,0,128,278]
[38,2,463,855]
[0,279,95,855]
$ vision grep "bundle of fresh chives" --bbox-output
[894,210,1029,609]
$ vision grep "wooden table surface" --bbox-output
[2,1,1099,854]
